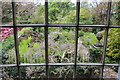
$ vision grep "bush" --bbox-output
[106,28,120,64]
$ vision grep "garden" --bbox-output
[1,0,120,79]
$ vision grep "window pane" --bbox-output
[48,27,75,63]
[80,2,108,25]
[103,66,118,79]
[105,28,120,64]
[18,27,45,63]
[110,2,120,25]
[2,2,13,25]
[48,0,76,24]
[20,66,46,79]
[0,27,16,64]
[16,1,45,24]
[2,67,18,79]
[49,66,73,78]
[76,66,101,78]
[77,27,105,63]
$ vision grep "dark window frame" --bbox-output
[1,0,120,79]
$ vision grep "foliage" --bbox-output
[48,28,75,63]
[31,4,45,24]
[16,2,36,24]
[2,2,36,24]
[76,66,100,78]
[0,28,14,42]
[80,32,97,46]
[89,27,101,34]
[1,36,15,64]
[2,2,12,24]
[6,27,91,64]
[3,67,26,79]
[110,2,120,25]
[92,2,108,24]
[106,28,120,64]
[48,1,75,23]
[2,1,120,79]
[89,48,103,63]
[6,29,45,63]
[80,8,92,24]
[57,10,76,24]
[19,36,32,56]
[0,27,15,64]
[116,2,120,25]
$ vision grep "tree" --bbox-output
[56,10,76,24]
[92,2,108,25]
[2,2,12,24]
[2,2,36,24]
[48,1,75,23]
[16,2,36,24]
[80,8,92,24]
[116,1,120,25]
[31,4,45,24]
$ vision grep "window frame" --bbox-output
[1,0,120,79]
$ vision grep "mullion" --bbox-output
[1,24,120,28]
[100,2,112,79]
[12,0,20,79]
[45,0,49,79]
[74,0,80,78]
[0,63,119,67]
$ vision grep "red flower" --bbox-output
[8,22,13,24]
[0,22,22,42]
[83,27,90,31]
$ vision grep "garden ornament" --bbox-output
[94,32,103,47]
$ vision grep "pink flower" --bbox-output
[8,22,13,25]
[0,22,22,42]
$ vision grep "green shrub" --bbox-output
[81,32,97,46]
[106,28,120,64]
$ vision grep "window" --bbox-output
[1,0,120,79]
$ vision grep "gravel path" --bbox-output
[103,66,118,78]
